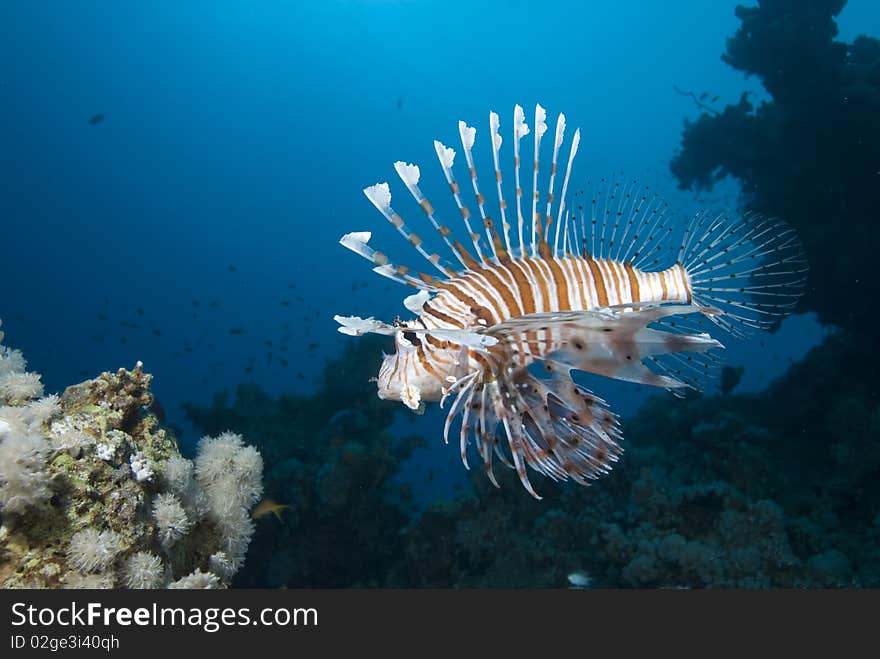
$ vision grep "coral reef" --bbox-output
[0,324,264,589]
[5,2,876,591]
[183,336,425,587]
[670,0,880,333]
[180,324,879,588]
[384,334,880,588]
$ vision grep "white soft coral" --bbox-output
[0,372,43,405]
[0,327,53,514]
[0,430,52,514]
[194,431,263,567]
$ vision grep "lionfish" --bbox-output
[334,104,805,499]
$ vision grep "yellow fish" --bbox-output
[251,499,290,523]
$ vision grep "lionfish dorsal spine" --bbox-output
[361,182,454,279]
[488,111,513,256]
[457,120,499,261]
[557,127,581,255]
[512,104,530,259]
[339,229,435,292]
[392,160,469,272]
[433,139,485,264]
[545,112,565,249]
[531,103,548,257]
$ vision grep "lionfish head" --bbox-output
[376,328,447,411]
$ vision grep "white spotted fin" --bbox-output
[443,303,724,499]
[485,303,723,389]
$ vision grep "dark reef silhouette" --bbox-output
[181,0,879,588]
[670,0,879,334]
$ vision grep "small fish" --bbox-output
[333,103,807,499]
[252,499,290,522]
[567,571,592,589]
[88,113,105,125]
[228,264,238,272]
[720,365,745,395]
[711,95,719,103]
[699,92,708,100]
[229,327,244,335]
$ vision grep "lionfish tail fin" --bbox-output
[679,210,807,338]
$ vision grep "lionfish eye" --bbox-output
[402,330,420,346]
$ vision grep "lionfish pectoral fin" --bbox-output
[485,304,723,389]
[334,315,397,337]
[442,361,626,500]
[334,315,498,352]
[514,369,624,484]
[646,313,728,395]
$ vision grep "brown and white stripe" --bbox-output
[404,255,693,389]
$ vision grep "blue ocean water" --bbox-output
[2,1,879,587]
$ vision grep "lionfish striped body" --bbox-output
[335,104,805,499]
